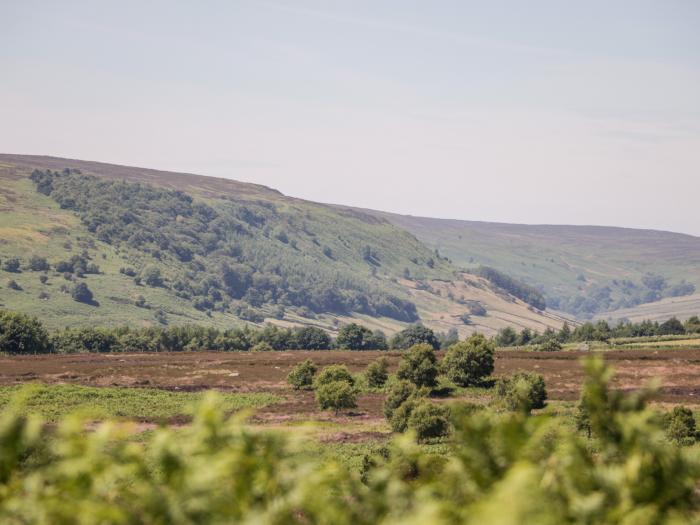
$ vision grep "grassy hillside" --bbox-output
[0,154,563,335]
[367,210,700,319]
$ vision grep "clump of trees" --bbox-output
[495,315,700,349]
[475,266,546,310]
[0,310,338,354]
[0,310,50,354]
[550,273,696,317]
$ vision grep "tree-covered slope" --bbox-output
[366,210,700,319]
[0,155,564,334]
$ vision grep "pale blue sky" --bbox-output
[2,1,699,235]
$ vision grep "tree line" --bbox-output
[494,316,700,348]
[0,309,452,355]
[3,308,699,355]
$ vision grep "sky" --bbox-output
[2,1,700,235]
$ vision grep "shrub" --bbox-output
[6,279,21,291]
[407,401,451,441]
[71,282,94,304]
[664,406,697,446]
[390,324,440,350]
[0,309,51,354]
[383,380,417,419]
[441,334,495,386]
[28,256,50,272]
[141,266,163,287]
[287,359,317,390]
[153,309,168,325]
[366,357,389,388]
[39,274,48,284]
[120,267,137,277]
[2,258,21,272]
[315,380,357,414]
[396,343,438,388]
[390,397,418,432]
[496,371,547,413]
[251,341,274,352]
[535,338,562,352]
[314,365,355,388]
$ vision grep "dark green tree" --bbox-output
[315,381,357,414]
[390,325,439,350]
[71,282,94,304]
[286,359,317,390]
[293,327,331,350]
[314,365,355,388]
[496,371,547,413]
[396,343,439,388]
[441,334,495,386]
[365,357,389,388]
[0,310,51,354]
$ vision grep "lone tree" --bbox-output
[396,344,439,388]
[389,325,439,350]
[441,334,495,386]
[71,282,94,304]
[287,359,317,390]
[315,380,357,414]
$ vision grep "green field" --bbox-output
[0,384,280,422]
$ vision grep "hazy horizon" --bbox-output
[3,1,699,235]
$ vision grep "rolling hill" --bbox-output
[365,211,700,320]
[0,154,566,336]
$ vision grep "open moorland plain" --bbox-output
[1,346,698,441]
